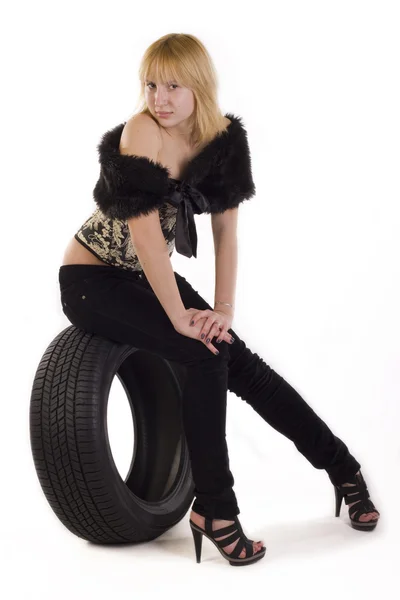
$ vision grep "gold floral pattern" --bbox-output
[75,202,178,271]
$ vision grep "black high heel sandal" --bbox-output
[189,515,267,566]
[333,470,380,531]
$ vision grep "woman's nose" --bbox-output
[156,91,168,104]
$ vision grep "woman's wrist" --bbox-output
[214,300,234,309]
[214,303,234,316]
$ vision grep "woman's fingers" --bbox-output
[189,310,234,350]
[204,331,234,354]
[216,327,226,343]
[200,317,222,344]
[221,331,235,344]
[197,315,214,340]
[189,309,211,328]
[202,322,221,345]
[207,341,219,354]
[203,325,234,348]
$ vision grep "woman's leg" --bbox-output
[224,337,382,522]
[225,340,361,486]
[162,270,361,488]
[58,265,240,520]
[174,275,378,523]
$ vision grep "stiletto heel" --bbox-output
[189,515,266,566]
[334,485,343,517]
[190,523,203,563]
[332,470,380,531]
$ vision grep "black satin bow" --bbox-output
[167,181,210,258]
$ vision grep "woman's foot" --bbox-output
[341,470,380,522]
[190,510,264,558]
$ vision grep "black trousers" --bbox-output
[58,264,361,519]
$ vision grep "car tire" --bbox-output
[29,325,194,544]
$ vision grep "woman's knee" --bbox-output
[183,339,230,371]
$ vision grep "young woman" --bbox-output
[60,33,379,566]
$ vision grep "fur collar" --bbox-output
[92,112,256,258]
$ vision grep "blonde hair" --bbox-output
[131,33,228,149]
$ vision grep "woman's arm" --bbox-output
[123,115,186,326]
[211,208,238,316]
[130,218,186,325]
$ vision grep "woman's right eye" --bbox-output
[146,83,178,90]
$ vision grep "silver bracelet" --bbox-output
[215,300,233,308]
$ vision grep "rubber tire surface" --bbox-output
[29,325,194,544]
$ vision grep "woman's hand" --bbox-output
[190,307,234,346]
[173,308,235,354]
[192,308,234,343]
[212,308,234,340]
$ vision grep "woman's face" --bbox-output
[144,76,195,129]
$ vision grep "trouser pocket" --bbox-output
[61,293,100,334]
[61,276,107,309]
[60,278,103,332]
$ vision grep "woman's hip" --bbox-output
[58,264,231,367]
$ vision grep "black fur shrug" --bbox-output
[92,113,256,258]
[93,112,256,219]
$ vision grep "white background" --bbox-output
[1,0,399,597]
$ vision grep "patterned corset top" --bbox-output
[74,201,178,272]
